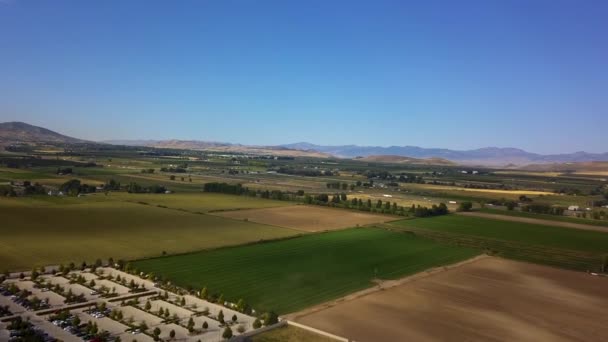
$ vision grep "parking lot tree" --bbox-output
[19,272,24,279]
[222,327,233,339]
[263,311,278,326]
[237,325,246,333]
[231,314,237,322]
[180,297,186,306]
[187,317,194,331]
[73,316,81,327]
[31,268,39,280]
[253,318,262,329]
[236,298,245,312]
[145,300,151,311]
[200,287,208,299]
[172,313,179,322]
[164,310,170,318]
[153,327,161,339]
[202,321,208,330]
[158,307,164,316]
[108,257,114,266]
[140,321,148,331]
[170,329,176,339]
[218,310,225,323]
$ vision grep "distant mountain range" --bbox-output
[2,122,608,166]
[280,142,608,166]
[103,139,330,158]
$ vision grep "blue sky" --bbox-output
[1,0,607,153]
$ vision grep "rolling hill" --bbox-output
[0,121,86,144]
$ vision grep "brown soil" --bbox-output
[459,211,608,232]
[215,205,396,232]
[294,257,608,342]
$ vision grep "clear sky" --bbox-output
[1,0,607,154]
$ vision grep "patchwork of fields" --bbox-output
[215,205,397,232]
[132,228,479,314]
[3,151,608,342]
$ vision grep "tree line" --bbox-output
[203,182,449,217]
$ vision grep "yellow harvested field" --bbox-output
[215,205,397,232]
[574,171,608,176]
[350,192,460,210]
[295,257,608,342]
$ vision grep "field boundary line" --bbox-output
[284,254,489,321]
[236,320,351,342]
[457,211,608,233]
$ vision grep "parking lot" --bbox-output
[1,266,259,341]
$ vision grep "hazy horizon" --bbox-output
[1,0,607,154]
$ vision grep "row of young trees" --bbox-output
[326,182,355,190]
[113,260,279,335]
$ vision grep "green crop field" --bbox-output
[388,215,608,271]
[479,208,608,228]
[0,195,297,271]
[390,215,608,253]
[132,228,479,314]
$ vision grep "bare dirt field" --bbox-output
[459,211,608,233]
[294,257,608,342]
[215,205,396,232]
